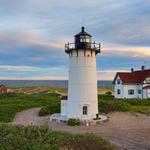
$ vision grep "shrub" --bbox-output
[98,100,131,113]
[98,94,150,114]
[0,124,116,150]
[98,94,115,101]
[125,99,150,106]
[39,104,60,116]
[105,91,112,95]
[61,134,116,150]
[67,118,80,126]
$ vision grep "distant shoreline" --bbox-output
[0,80,112,88]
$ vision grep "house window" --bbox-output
[128,89,134,95]
[146,79,150,84]
[83,106,88,115]
[138,89,142,94]
[117,89,121,94]
[117,79,120,84]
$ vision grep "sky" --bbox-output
[0,0,150,80]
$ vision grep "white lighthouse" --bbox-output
[61,27,100,121]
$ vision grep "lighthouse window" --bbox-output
[80,36,91,43]
[85,36,91,42]
[80,36,86,42]
[83,106,88,115]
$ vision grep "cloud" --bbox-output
[102,43,150,57]
[0,64,68,79]
[0,29,64,51]
[0,29,68,68]
[0,0,149,80]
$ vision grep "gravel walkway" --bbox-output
[12,108,150,150]
[12,108,49,126]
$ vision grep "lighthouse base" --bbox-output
[49,113,108,126]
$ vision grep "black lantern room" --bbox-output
[75,26,92,49]
[65,27,100,55]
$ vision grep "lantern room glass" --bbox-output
[80,36,91,43]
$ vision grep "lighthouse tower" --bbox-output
[61,27,100,121]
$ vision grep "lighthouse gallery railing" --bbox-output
[65,42,101,54]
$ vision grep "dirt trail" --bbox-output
[12,108,48,126]
[12,108,150,150]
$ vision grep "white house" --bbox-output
[60,27,101,121]
[113,66,150,99]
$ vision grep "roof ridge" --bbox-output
[115,69,150,84]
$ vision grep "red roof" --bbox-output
[113,69,150,84]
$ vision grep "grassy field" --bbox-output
[11,86,114,95]
[0,92,150,122]
[11,86,68,94]
[0,89,149,150]
[0,93,60,122]
[0,124,116,150]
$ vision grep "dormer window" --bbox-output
[146,78,150,84]
[117,79,120,84]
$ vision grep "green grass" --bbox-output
[0,124,116,150]
[0,92,150,123]
[98,94,150,114]
[0,93,60,122]
[39,104,60,116]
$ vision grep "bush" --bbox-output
[39,104,60,116]
[98,94,150,114]
[98,100,131,113]
[98,94,115,101]
[0,124,116,150]
[105,91,112,95]
[67,118,80,126]
[61,134,116,150]
[125,99,150,106]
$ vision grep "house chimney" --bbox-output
[131,68,134,72]
[141,65,145,71]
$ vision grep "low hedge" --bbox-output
[67,118,80,126]
[98,100,131,113]
[39,104,60,116]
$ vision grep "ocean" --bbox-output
[0,80,112,88]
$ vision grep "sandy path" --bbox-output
[12,108,150,150]
[12,108,49,126]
